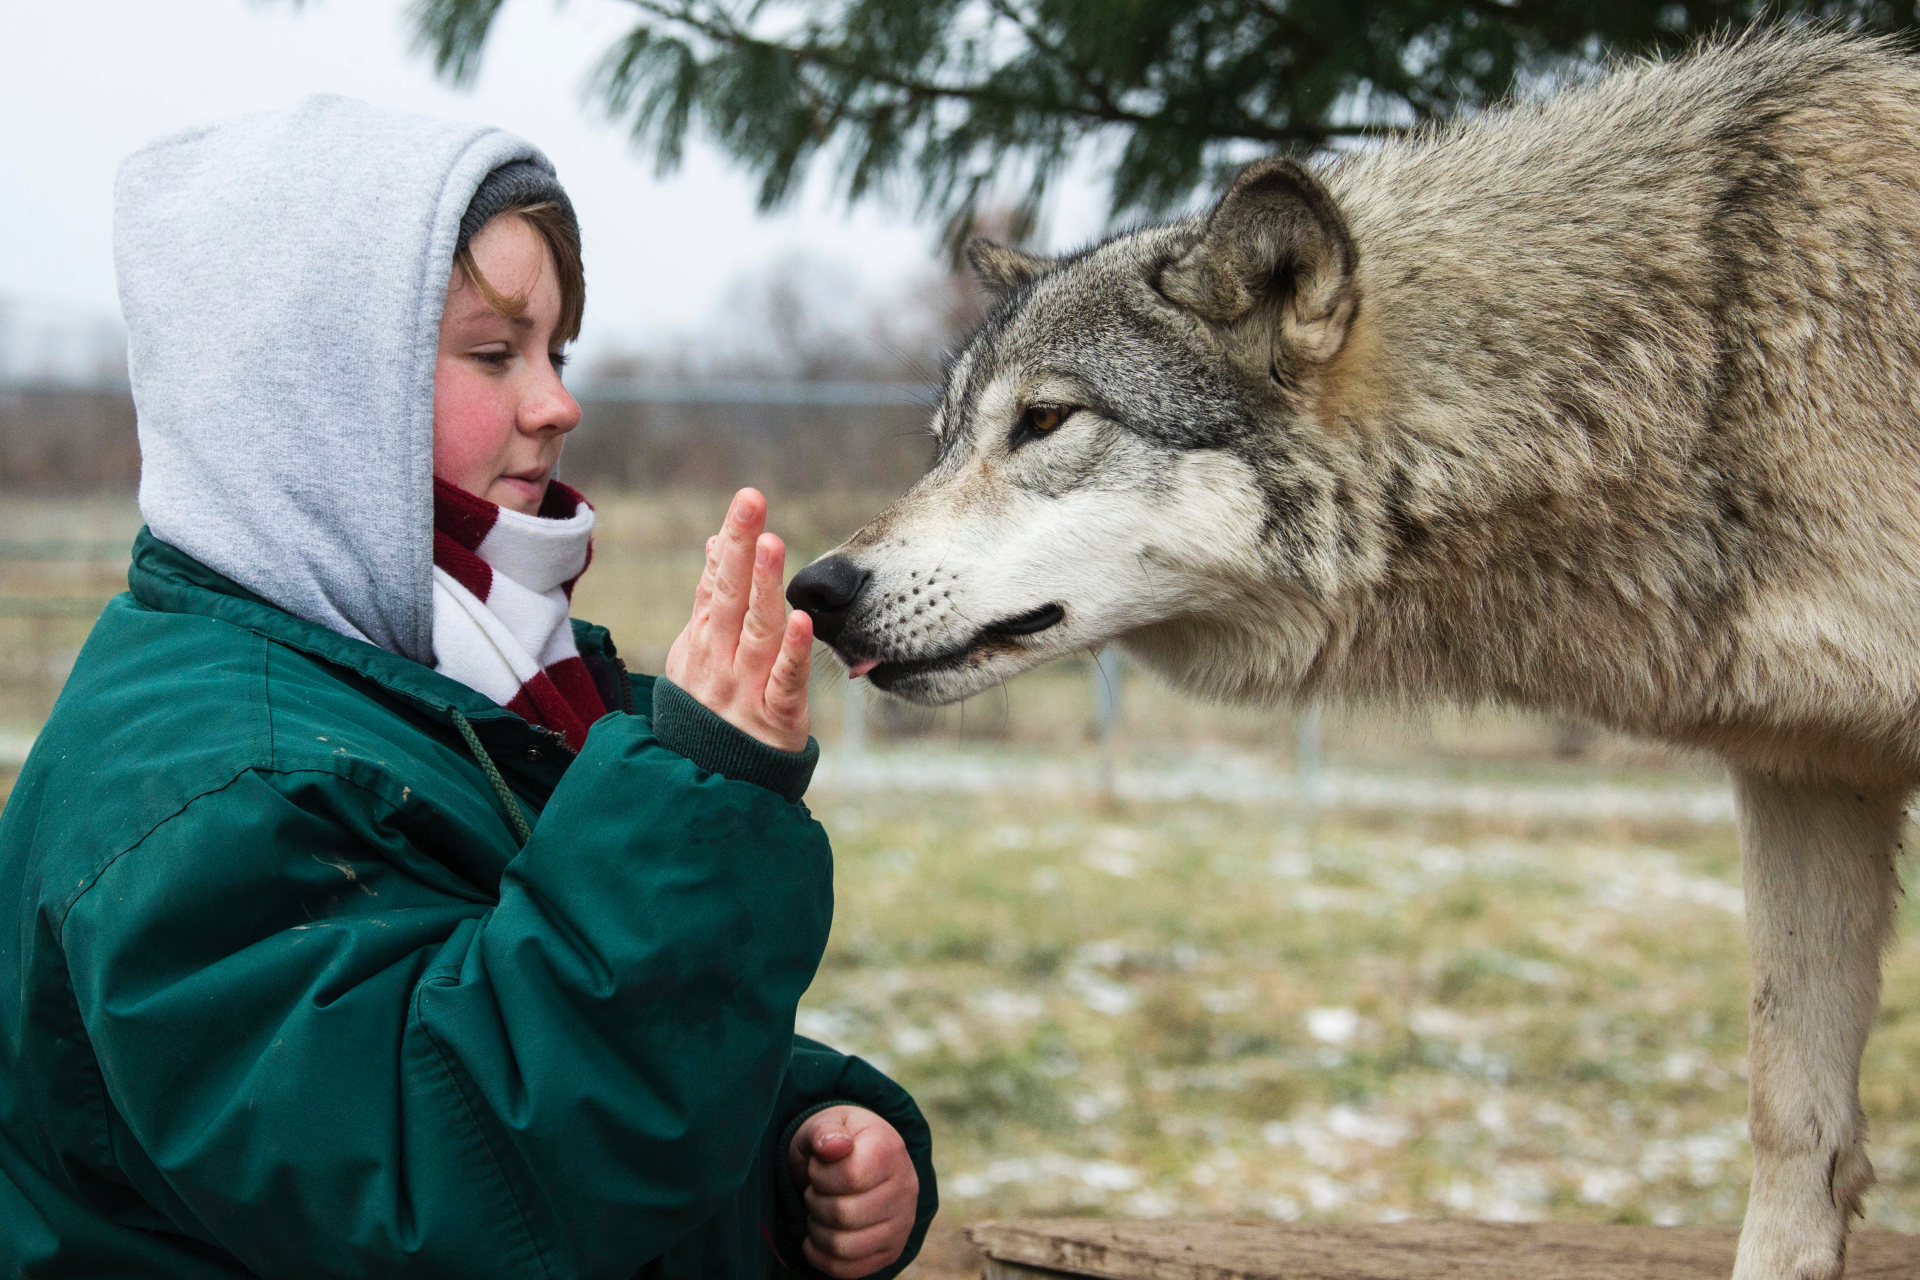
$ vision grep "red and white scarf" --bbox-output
[431,478,606,751]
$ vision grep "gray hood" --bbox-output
[116,96,553,663]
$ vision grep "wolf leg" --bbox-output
[1731,770,1903,1280]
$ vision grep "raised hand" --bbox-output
[787,1106,920,1278]
[665,488,813,753]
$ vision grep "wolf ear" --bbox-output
[967,237,1054,294]
[1160,158,1357,365]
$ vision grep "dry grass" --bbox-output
[812,778,1920,1278]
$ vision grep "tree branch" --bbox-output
[981,0,1128,121]
[617,0,1351,147]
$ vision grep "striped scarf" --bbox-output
[430,478,606,751]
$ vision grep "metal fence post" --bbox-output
[842,674,867,756]
[1093,646,1121,797]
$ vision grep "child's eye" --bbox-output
[549,350,570,375]
[471,351,511,369]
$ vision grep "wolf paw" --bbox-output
[1735,1133,1874,1279]
[1737,1255,1844,1279]
[1732,1226,1845,1280]
[1733,1159,1866,1280]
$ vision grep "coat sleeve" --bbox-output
[762,1037,940,1280]
[60,712,834,1280]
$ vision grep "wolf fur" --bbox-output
[792,28,1920,1278]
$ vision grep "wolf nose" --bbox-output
[785,556,869,646]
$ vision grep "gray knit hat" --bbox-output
[456,159,578,257]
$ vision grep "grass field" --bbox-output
[4,494,1918,1277]
[811,774,1920,1275]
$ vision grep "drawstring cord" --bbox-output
[450,708,533,848]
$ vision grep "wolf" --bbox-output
[785,27,1920,1279]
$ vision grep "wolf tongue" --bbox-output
[846,658,879,678]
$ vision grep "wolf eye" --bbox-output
[1012,403,1075,447]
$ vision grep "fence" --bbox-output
[0,535,130,728]
[0,379,941,497]
[2,381,1363,791]
[0,384,140,492]
[0,377,942,730]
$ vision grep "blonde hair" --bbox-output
[452,202,585,344]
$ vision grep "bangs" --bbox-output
[452,202,585,345]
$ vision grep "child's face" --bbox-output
[432,215,581,513]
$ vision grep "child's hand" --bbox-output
[787,1105,920,1278]
[665,488,813,753]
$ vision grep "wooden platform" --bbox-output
[965,1218,1920,1279]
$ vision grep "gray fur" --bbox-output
[816,29,1920,1277]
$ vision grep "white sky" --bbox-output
[2,0,1110,364]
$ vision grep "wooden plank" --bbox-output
[965,1219,1920,1280]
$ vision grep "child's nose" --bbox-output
[523,373,582,435]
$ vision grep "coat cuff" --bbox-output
[650,676,818,802]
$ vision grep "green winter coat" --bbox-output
[0,532,938,1278]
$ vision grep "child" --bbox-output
[0,97,935,1279]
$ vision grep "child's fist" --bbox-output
[665,488,813,753]
[786,1105,919,1278]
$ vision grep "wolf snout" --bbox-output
[785,555,869,645]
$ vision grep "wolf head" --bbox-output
[789,158,1390,707]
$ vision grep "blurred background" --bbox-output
[7,2,1920,1274]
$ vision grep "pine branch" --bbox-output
[393,0,1920,225]
[617,0,1345,147]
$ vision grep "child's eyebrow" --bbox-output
[456,304,537,330]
